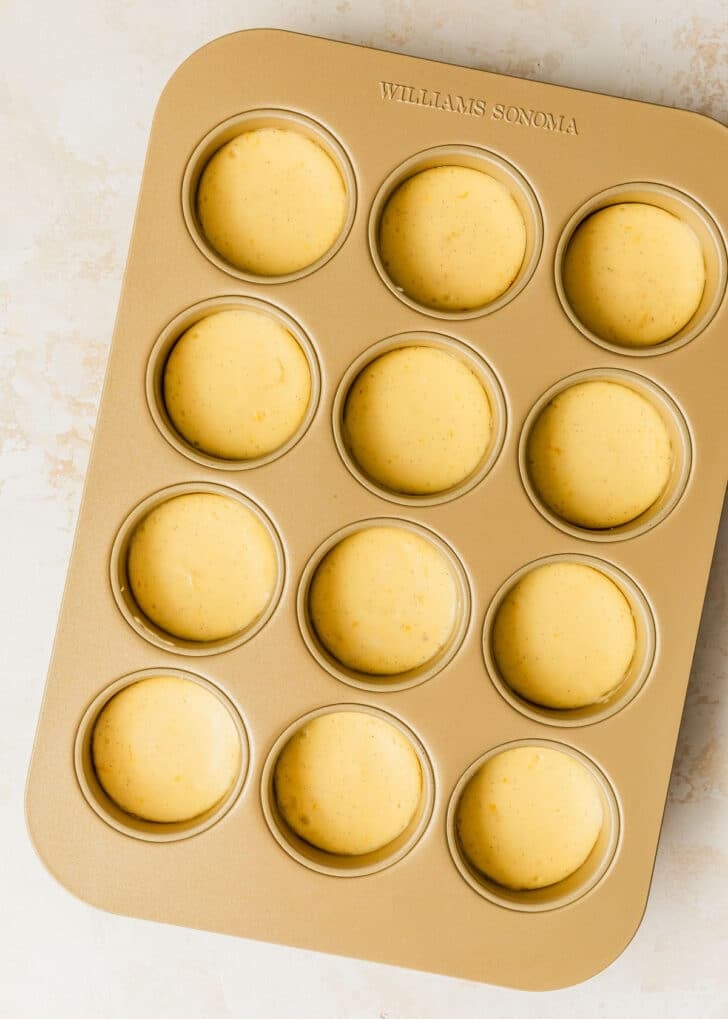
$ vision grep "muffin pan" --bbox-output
[26,29,728,989]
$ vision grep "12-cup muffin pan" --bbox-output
[26,29,728,989]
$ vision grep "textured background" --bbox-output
[2,1,727,1015]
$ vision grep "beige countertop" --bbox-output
[2,1,726,1015]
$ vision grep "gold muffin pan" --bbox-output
[26,29,728,990]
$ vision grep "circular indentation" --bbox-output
[527,379,671,528]
[111,483,284,655]
[519,369,692,541]
[333,333,507,506]
[261,703,435,876]
[127,494,276,641]
[483,554,656,726]
[380,167,525,311]
[92,676,240,822]
[309,525,460,674]
[457,746,603,889]
[564,205,704,347]
[369,145,543,320]
[275,711,421,854]
[74,668,248,842]
[182,109,356,283]
[447,739,620,911]
[556,183,727,355]
[297,519,470,691]
[147,296,321,471]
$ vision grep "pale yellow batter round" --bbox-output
[563,202,705,347]
[309,526,458,675]
[127,493,278,642]
[274,711,422,855]
[456,746,603,890]
[527,380,673,529]
[344,346,492,495]
[163,308,311,461]
[493,562,636,709]
[92,675,241,823]
[197,127,347,276]
[379,165,527,311]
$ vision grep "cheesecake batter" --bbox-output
[274,711,422,855]
[309,526,458,675]
[197,127,347,276]
[127,493,278,642]
[493,562,636,709]
[527,380,672,529]
[379,165,527,311]
[456,745,603,890]
[563,202,705,347]
[344,345,492,495]
[163,308,311,461]
[92,675,241,823]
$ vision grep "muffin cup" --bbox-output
[182,108,357,283]
[74,668,248,842]
[555,182,727,355]
[446,738,620,912]
[261,703,435,877]
[368,144,543,320]
[297,517,471,692]
[483,553,656,726]
[332,332,507,507]
[110,482,285,655]
[146,295,321,471]
[518,367,693,541]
